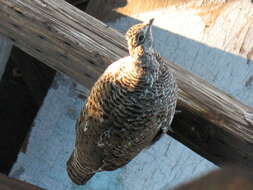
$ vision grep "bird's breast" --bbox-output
[85,55,176,130]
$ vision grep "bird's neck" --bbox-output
[130,46,158,71]
[125,46,159,88]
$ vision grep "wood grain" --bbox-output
[0,34,12,78]
[86,0,231,22]
[87,0,253,60]
[0,173,44,190]
[0,0,253,168]
[172,167,253,190]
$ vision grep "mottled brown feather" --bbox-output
[67,20,178,185]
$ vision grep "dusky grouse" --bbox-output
[67,18,178,185]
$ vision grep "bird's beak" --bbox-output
[148,18,154,25]
[145,18,154,33]
[144,18,154,26]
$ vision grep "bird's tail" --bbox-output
[66,152,94,185]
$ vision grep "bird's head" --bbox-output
[125,18,154,60]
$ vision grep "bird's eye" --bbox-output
[138,33,145,44]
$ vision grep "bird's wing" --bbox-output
[73,56,134,171]
[155,52,178,132]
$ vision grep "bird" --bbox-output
[66,18,178,185]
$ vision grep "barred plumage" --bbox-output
[67,18,178,185]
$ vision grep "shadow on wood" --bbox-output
[0,47,55,174]
[0,173,44,190]
[172,167,253,190]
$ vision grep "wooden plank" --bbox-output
[0,47,55,174]
[66,0,89,10]
[10,47,55,106]
[66,0,88,6]
[0,0,253,168]
[0,173,44,190]
[173,167,253,190]
[87,0,253,60]
[86,0,230,22]
[0,0,127,88]
[0,34,12,79]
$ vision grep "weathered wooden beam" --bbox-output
[0,34,12,79]
[0,0,127,88]
[0,173,44,190]
[0,0,253,168]
[66,0,88,6]
[172,167,253,190]
[86,0,231,23]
